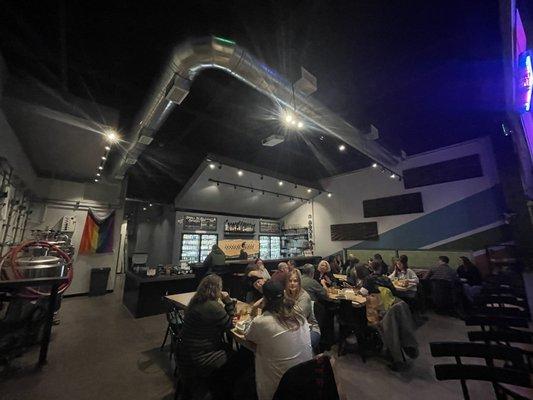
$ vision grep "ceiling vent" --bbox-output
[261,134,285,147]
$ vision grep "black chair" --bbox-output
[336,299,368,359]
[481,286,527,299]
[473,306,529,319]
[161,298,185,371]
[273,355,339,400]
[464,315,529,331]
[430,341,531,399]
[468,330,533,371]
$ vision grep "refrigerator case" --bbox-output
[259,236,271,259]
[181,234,200,263]
[200,234,218,262]
[270,236,281,259]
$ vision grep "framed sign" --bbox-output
[330,222,378,241]
[183,215,217,231]
[260,220,281,234]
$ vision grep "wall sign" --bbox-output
[517,51,532,113]
[363,192,423,217]
[218,239,259,257]
[183,215,217,231]
[259,220,280,234]
[330,222,378,241]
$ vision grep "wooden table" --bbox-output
[333,274,347,282]
[326,288,367,307]
[392,280,417,292]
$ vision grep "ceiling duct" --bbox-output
[108,36,399,180]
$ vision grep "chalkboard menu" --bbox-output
[183,215,217,231]
[260,220,281,234]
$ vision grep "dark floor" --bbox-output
[4,274,529,400]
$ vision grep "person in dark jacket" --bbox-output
[372,254,389,276]
[314,260,337,288]
[203,244,227,275]
[239,242,248,260]
[179,274,236,398]
[457,256,483,303]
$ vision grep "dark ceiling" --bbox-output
[2,0,527,202]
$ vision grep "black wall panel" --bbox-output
[363,192,423,217]
[402,154,483,189]
[330,222,378,241]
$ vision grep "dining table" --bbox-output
[326,287,367,308]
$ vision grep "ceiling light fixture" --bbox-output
[390,173,396,179]
[142,207,147,211]
[209,163,216,170]
[98,166,103,170]
[327,193,332,198]
[105,146,111,151]
[307,188,311,193]
[101,156,107,160]
[96,173,101,177]
[105,130,118,143]
[339,144,346,152]
[149,203,153,207]
[372,163,378,168]
[278,181,283,186]
[237,170,243,176]
[297,121,304,129]
[94,179,99,183]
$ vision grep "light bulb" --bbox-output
[339,144,346,151]
[372,163,378,168]
[209,163,216,169]
[237,170,243,176]
[327,193,332,198]
[278,181,283,186]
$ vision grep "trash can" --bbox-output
[89,267,110,296]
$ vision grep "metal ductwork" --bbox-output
[108,36,399,180]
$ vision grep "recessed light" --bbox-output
[96,173,101,177]
[327,193,332,198]
[209,163,216,170]
[101,156,107,160]
[98,166,103,170]
[142,207,147,211]
[339,144,346,151]
[307,188,311,193]
[237,170,243,176]
[278,181,283,186]
[105,130,118,143]
[105,146,111,151]
[149,203,153,207]
[94,179,99,183]
[297,121,304,129]
[390,173,396,179]
[372,163,378,168]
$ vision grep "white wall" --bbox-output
[282,136,502,256]
[27,178,124,295]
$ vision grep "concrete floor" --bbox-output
[0,275,496,400]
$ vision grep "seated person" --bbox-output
[300,263,328,302]
[287,259,296,271]
[285,269,321,348]
[271,262,289,283]
[425,256,458,282]
[388,255,419,299]
[178,274,237,395]
[314,260,337,288]
[245,280,313,400]
[203,244,226,275]
[372,254,389,276]
[244,262,268,303]
[255,258,271,280]
[330,255,343,274]
[457,256,482,303]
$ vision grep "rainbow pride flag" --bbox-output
[79,210,115,254]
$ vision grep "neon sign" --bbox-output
[517,51,532,113]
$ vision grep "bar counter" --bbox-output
[122,271,197,318]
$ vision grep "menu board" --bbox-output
[260,220,281,234]
[183,215,217,231]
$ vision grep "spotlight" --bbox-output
[98,166,103,170]
[101,156,107,160]
[209,163,216,170]
[320,136,325,141]
[297,121,304,129]
[142,207,147,211]
[96,173,101,177]
[105,130,118,143]
[105,146,111,151]
[372,163,378,168]
[307,188,311,193]
[278,181,283,186]
[390,173,396,179]
[285,114,293,123]
[149,203,153,207]
[327,193,332,198]
[338,144,346,151]
[237,170,243,176]
[94,178,99,183]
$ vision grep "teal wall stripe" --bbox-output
[349,185,506,250]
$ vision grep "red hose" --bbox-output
[2,240,73,298]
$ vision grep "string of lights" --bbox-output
[94,130,119,183]
[208,179,333,201]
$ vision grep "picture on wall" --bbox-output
[183,215,217,231]
[330,222,379,241]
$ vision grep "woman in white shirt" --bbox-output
[245,280,312,400]
[388,255,419,296]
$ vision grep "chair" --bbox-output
[464,315,529,331]
[430,341,531,399]
[481,286,527,299]
[161,298,185,375]
[468,330,533,371]
[429,279,462,314]
[473,306,529,319]
[273,355,339,400]
[336,299,368,359]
